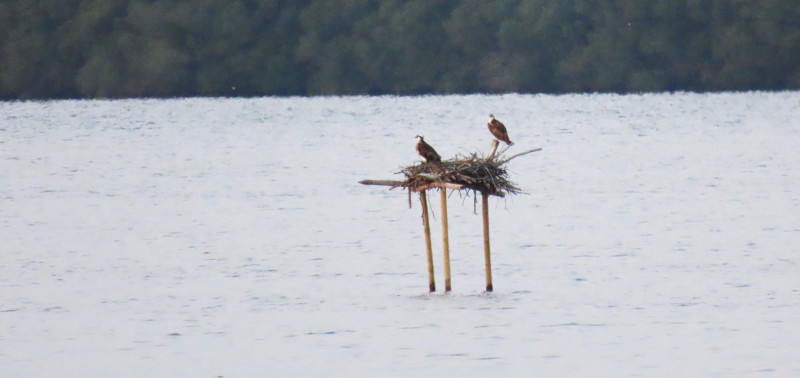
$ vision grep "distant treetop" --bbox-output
[1,0,798,99]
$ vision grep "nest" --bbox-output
[400,152,521,196]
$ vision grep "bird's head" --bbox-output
[415,135,424,142]
[488,114,495,121]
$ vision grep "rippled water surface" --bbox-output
[2,92,799,376]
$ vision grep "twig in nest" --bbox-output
[497,147,543,165]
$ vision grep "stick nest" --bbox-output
[400,152,521,196]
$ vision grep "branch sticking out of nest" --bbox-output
[400,150,531,197]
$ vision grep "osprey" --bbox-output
[488,114,514,146]
[415,135,441,163]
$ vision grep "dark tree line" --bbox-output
[1,0,799,99]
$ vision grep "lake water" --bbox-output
[1,92,799,376]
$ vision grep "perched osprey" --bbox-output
[488,114,514,146]
[415,135,441,163]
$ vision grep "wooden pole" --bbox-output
[481,191,493,292]
[486,140,500,160]
[439,188,452,292]
[420,190,436,292]
[359,180,464,191]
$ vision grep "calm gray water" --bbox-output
[1,92,799,376]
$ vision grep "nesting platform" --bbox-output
[362,143,541,196]
[360,141,541,292]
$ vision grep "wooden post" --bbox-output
[481,191,493,292]
[486,140,500,160]
[439,188,452,292]
[420,190,436,292]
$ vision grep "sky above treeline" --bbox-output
[1,0,798,99]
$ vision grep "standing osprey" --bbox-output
[488,114,514,146]
[415,135,441,163]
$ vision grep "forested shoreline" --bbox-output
[1,0,798,100]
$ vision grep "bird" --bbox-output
[488,114,514,146]
[415,135,441,163]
